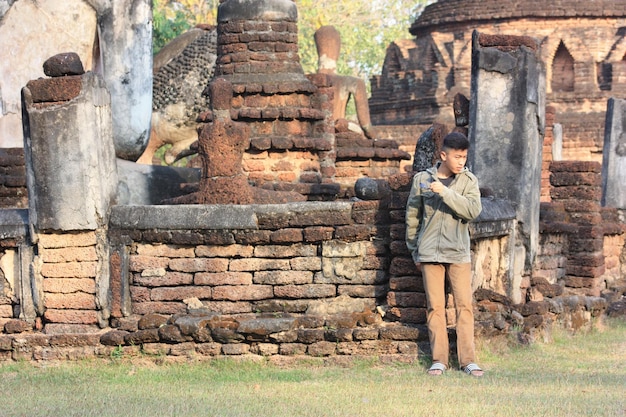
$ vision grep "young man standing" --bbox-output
[405,132,484,377]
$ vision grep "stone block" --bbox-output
[221,343,250,355]
[125,329,160,345]
[196,342,222,356]
[277,343,305,355]
[307,341,336,356]
[379,325,424,341]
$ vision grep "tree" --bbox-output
[296,0,429,80]
[152,0,219,54]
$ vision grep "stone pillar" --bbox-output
[601,98,626,217]
[22,73,117,231]
[89,0,153,161]
[21,62,117,333]
[468,31,545,271]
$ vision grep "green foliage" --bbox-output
[152,0,219,55]
[152,2,192,55]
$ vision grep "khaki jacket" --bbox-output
[405,164,482,264]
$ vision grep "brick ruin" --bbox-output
[371,0,626,165]
[0,0,624,362]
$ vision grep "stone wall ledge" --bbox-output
[470,198,516,238]
[109,202,354,231]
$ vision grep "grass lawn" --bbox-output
[0,318,624,417]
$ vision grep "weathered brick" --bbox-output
[565,264,605,278]
[390,256,418,276]
[307,341,336,356]
[130,285,151,302]
[289,256,321,271]
[303,226,334,242]
[270,228,303,243]
[0,305,14,318]
[41,262,97,278]
[273,284,336,299]
[253,270,313,285]
[136,244,195,258]
[279,343,307,355]
[203,301,253,314]
[229,258,290,272]
[43,278,96,294]
[44,293,96,310]
[338,284,385,298]
[389,276,423,292]
[212,285,273,301]
[195,244,254,258]
[387,291,427,308]
[134,271,194,288]
[132,301,186,315]
[550,172,601,187]
[150,286,213,301]
[222,343,250,355]
[38,232,96,249]
[195,272,253,286]
[254,244,317,258]
[41,246,97,263]
[129,255,169,272]
[386,307,427,324]
[169,258,229,273]
[43,309,99,324]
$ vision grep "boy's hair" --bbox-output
[442,132,469,151]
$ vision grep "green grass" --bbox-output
[0,319,624,417]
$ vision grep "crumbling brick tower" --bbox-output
[213,0,339,200]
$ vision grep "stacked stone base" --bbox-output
[0,313,427,363]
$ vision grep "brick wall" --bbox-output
[0,185,622,361]
[540,161,625,296]
[0,148,27,208]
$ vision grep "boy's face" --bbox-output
[440,148,468,175]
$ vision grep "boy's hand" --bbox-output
[430,181,445,194]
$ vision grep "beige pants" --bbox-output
[421,262,476,368]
